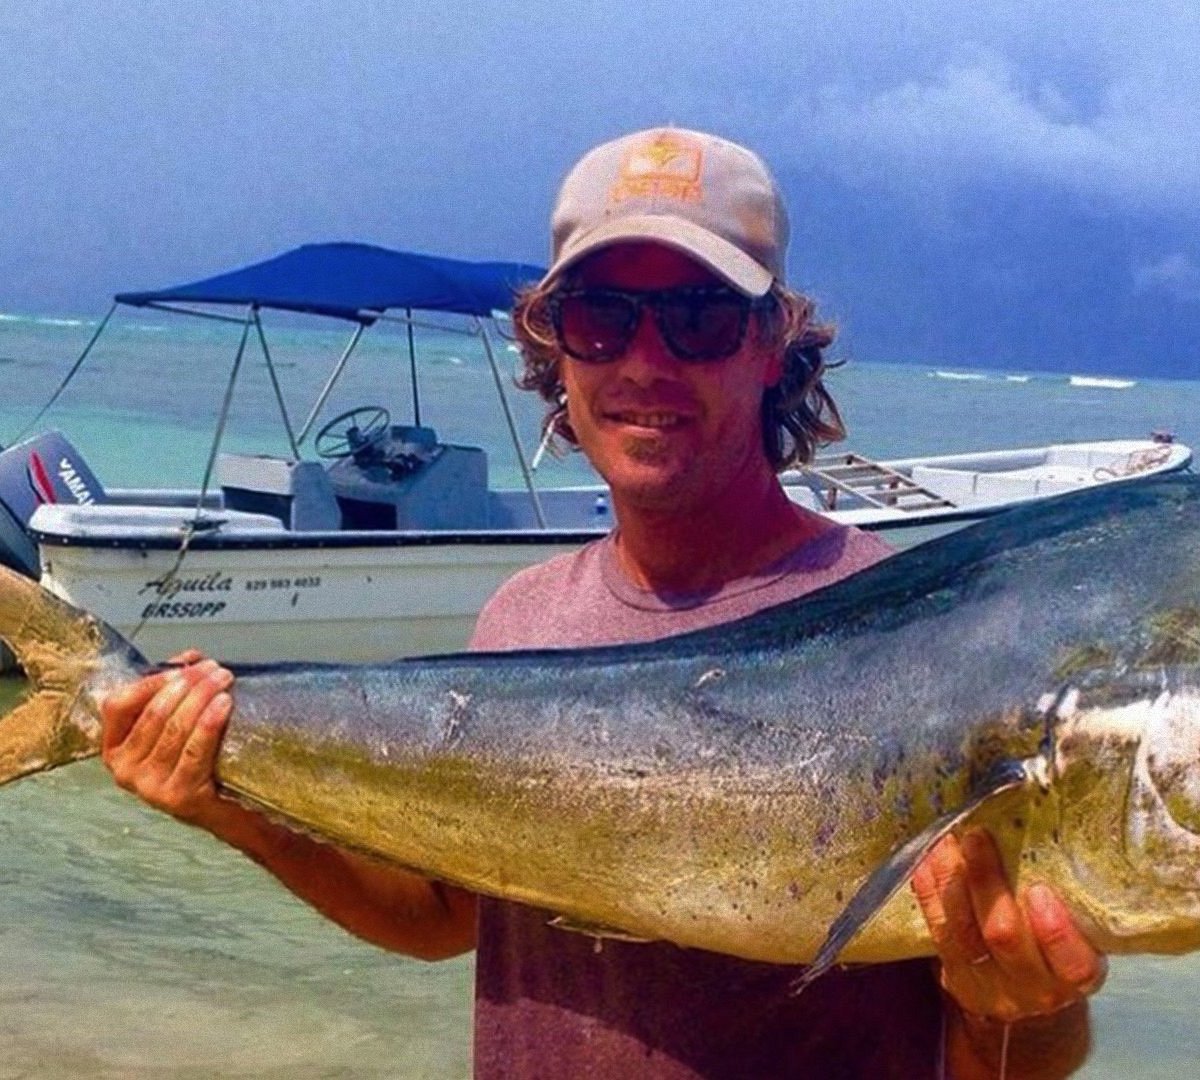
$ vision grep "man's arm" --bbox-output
[100,656,477,961]
[913,830,1104,1079]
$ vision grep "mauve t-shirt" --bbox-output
[467,526,944,1079]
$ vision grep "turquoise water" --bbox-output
[3,308,1200,1076]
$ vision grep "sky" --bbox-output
[3,1,1199,375]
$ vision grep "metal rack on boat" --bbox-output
[802,453,956,512]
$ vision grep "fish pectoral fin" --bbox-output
[792,758,1032,995]
[547,915,654,945]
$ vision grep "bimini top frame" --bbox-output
[19,241,548,525]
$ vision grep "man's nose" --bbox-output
[615,306,681,379]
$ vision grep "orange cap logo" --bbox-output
[610,133,704,204]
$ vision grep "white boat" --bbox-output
[784,439,1192,528]
[0,243,1190,664]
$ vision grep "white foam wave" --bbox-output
[1069,375,1136,389]
[930,370,989,381]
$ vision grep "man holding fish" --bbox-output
[101,128,1106,1077]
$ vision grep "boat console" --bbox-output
[316,415,489,531]
[218,421,489,533]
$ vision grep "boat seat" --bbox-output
[217,454,342,531]
[911,464,1084,506]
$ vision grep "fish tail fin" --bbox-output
[0,564,147,785]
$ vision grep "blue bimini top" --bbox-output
[115,242,546,322]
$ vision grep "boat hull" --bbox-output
[37,535,581,662]
[17,437,1193,664]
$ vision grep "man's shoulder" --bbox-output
[469,539,609,650]
[489,542,602,604]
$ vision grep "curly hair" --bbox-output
[510,279,846,472]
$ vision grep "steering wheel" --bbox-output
[314,406,391,459]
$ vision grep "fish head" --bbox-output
[1126,684,1200,891]
[1052,678,1200,953]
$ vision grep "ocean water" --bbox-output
[2,307,1200,1077]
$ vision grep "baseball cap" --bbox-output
[542,127,789,297]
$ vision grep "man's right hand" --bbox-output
[100,649,235,829]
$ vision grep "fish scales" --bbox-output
[4,476,1200,965]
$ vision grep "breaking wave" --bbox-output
[1069,375,1136,389]
[930,370,989,381]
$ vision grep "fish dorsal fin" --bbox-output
[793,758,1033,994]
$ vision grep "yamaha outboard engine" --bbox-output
[0,431,106,578]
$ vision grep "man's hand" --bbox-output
[912,829,1104,1078]
[100,649,235,829]
[912,828,1106,1020]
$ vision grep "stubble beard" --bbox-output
[605,430,710,513]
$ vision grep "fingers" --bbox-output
[143,662,234,772]
[959,830,1049,980]
[100,657,235,823]
[914,827,1107,1022]
[101,669,174,752]
[1024,882,1109,995]
[168,648,207,665]
[177,690,234,781]
[912,833,993,968]
[100,650,213,751]
[116,661,222,765]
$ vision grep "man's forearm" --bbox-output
[195,795,479,960]
[944,999,1090,1079]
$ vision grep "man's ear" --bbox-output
[753,305,787,387]
[761,345,785,388]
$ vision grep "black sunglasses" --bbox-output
[546,286,775,363]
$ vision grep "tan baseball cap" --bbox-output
[543,127,788,297]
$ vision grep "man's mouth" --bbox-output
[607,410,689,429]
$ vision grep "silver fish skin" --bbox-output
[4,475,1200,968]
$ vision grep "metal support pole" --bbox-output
[406,307,421,427]
[253,308,300,458]
[194,306,253,512]
[476,317,545,528]
[296,321,368,446]
[530,423,555,473]
[15,301,118,440]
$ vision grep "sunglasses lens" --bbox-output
[658,291,750,359]
[554,292,638,361]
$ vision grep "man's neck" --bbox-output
[610,471,832,595]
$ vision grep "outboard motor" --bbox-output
[0,431,106,578]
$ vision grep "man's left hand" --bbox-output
[911,828,1107,1021]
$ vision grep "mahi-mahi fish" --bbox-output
[4,473,1200,982]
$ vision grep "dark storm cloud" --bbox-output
[2,0,1198,372]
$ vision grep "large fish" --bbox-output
[4,474,1200,982]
